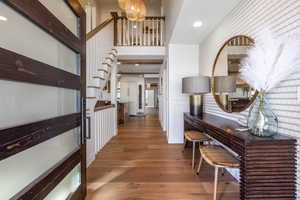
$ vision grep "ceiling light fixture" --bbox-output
[124,0,146,21]
[135,64,140,67]
[0,16,7,21]
[118,0,127,10]
[193,21,203,28]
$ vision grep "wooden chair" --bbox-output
[197,145,240,200]
[183,130,211,169]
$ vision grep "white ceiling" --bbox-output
[118,64,161,74]
[168,0,242,44]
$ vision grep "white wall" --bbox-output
[161,0,184,44]
[198,0,300,189]
[159,62,167,131]
[167,44,199,143]
[120,75,145,115]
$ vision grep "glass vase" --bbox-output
[247,93,278,137]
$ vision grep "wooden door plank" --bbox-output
[0,47,81,90]
[11,150,81,200]
[0,113,81,161]
[4,0,81,53]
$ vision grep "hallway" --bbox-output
[86,110,239,200]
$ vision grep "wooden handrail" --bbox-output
[95,104,115,112]
[86,17,113,40]
[117,16,165,20]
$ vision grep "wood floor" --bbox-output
[86,109,239,200]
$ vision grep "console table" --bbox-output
[184,113,296,200]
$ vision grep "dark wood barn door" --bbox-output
[0,0,87,199]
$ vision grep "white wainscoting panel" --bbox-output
[87,107,116,166]
[199,0,300,196]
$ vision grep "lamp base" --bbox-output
[190,95,203,116]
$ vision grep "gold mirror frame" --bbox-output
[212,35,258,113]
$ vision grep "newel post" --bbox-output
[111,12,118,46]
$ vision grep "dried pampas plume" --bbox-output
[239,30,300,93]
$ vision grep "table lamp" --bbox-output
[213,76,237,112]
[213,76,236,94]
[182,76,211,116]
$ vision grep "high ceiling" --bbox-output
[163,0,242,44]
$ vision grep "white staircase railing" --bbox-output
[116,16,165,46]
[86,19,117,100]
[85,16,118,166]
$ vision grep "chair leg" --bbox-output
[197,156,203,175]
[182,137,187,152]
[214,167,219,200]
[192,141,195,169]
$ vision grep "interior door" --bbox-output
[0,1,87,200]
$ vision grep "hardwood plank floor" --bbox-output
[86,109,239,200]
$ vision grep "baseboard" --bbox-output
[167,138,184,144]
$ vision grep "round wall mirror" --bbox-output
[212,35,258,113]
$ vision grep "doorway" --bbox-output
[145,89,155,107]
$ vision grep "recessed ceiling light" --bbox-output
[135,64,140,67]
[193,21,203,28]
[117,62,121,65]
[0,16,7,21]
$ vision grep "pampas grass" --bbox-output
[239,30,300,93]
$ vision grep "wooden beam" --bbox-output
[4,0,81,53]
[0,113,81,161]
[0,47,81,90]
[11,150,81,200]
[118,59,163,65]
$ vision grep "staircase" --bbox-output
[84,9,165,166]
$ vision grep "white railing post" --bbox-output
[152,19,154,46]
[156,19,160,46]
[144,20,146,45]
[117,17,164,47]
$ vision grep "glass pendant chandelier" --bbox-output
[124,0,146,21]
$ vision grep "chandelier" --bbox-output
[118,0,147,21]
[118,0,127,10]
